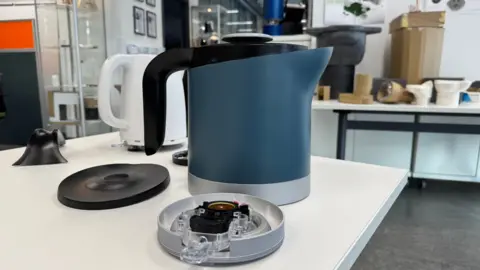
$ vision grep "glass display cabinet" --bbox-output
[190,0,263,47]
[190,5,227,47]
[35,0,110,138]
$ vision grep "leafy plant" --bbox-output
[343,2,371,18]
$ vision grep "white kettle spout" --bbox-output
[421,80,433,90]
[459,80,473,92]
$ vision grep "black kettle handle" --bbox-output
[143,48,193,155]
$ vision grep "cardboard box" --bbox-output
[389,11,445,33]
[84,97,98,108]
[390,27,444,84]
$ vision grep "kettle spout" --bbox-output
[289,47,333,93]
[459,80,473,92]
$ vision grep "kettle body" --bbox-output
[143,44,332,205]
[98,54,186,147]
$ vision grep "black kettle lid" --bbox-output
[221,33,274,44]
[185,33,307,69]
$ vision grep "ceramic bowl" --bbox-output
[436,92,462,107]
[435,80,472,93]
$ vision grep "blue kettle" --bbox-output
[143,38,332,205]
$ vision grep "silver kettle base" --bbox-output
[157,193,284,265]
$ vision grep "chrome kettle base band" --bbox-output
[188,173,310,205]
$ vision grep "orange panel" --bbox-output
[0,21,34,50]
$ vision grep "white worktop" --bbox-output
[313,100,480,114]
[0,133,407,270]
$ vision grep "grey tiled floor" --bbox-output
[353,180,480,270]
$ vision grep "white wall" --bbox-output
[0,0,36,20]
[439,12,480,80]
[311,0,480,80]
[0,6,35,20]
[104,0,164,56]
[311,0,417,77]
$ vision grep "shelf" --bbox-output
[86,119,102,124]
[36,2,98,11]
[413,172,480,183]
[37,0,108,138]
[42,44,100,50]
[45,84,98,91]
[63,44,99,49]
[49,119,102,126]
[50,120,81,125]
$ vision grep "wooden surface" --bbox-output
[339,93,374,104]
[354,74,373,97]
[317,85,331,101]
[48,91,55,117]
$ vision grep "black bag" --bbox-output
[0,73,6,120]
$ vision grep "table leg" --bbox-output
[409,114,425,189]
[336,111,348,160]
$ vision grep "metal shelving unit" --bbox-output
[35,0,110,138]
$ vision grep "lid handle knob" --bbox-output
[221,33,274,44]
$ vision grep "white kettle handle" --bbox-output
[98,55,131,129]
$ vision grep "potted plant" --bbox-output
[343,0,371,24]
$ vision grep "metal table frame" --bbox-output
[334,110,480,188]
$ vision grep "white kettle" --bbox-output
[98,54,187,148]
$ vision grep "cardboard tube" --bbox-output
[354,74,373,97]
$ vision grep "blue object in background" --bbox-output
[263,24,282,35]
[264,0,284,19]
[263,0,284,35]
[462,92,471,102]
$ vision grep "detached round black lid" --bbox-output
[57,163,170,210]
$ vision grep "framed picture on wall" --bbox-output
[146,11,157,38]
[146,0,156,7]
[133,6,145,36]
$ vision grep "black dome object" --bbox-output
[57,163,170,210]
[13,129,67,166]
[306,25,382,99]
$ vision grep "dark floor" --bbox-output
[353,180,480,270]
[0,144,19,151]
